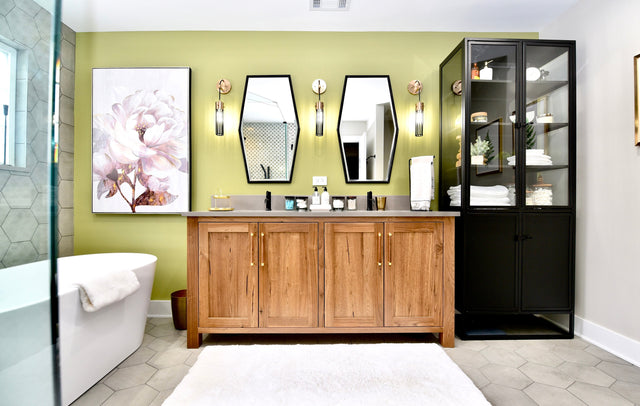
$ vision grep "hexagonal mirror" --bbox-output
[337,75,398,183]
[239,75,299,183]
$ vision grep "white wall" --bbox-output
[542,0,640,357]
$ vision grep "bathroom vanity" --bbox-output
[184,210,458,348]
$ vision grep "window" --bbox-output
[0,41,17,167]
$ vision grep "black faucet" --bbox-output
[265,190,271,211]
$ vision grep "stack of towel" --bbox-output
[507,149,552,166]
[447,185,511,206]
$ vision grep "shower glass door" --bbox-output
[0,0,62,404]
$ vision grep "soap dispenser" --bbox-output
[321,187,330,206]
[312,187,320,205]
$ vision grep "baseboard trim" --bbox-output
[148,300,171,318]
[574,316,640,367]
[541,314,640,367]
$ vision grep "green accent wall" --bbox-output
[74,31,537,300]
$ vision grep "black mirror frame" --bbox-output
[238,74,300,183]
[336,75,398,183]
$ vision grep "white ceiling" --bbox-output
[60,0,579,33]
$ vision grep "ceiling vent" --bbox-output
[310,0,351,11]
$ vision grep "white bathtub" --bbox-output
[58,253,156,405]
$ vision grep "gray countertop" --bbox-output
[182,195,459,217]
[182,210,459,218]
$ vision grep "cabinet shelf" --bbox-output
[524,164,569,171]
[526,80,568,101]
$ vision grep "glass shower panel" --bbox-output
[0,0,61,404]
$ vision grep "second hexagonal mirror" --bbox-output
[337,75,398,183]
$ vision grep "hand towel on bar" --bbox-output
[74,268,140,312]
[410,156,434,211]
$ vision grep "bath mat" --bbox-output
[163,343,489,405]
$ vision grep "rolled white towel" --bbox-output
[74,268,140,312]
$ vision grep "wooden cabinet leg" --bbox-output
[439,329,454,348]
[187,329,202,349]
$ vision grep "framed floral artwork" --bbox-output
[92,67,191,213]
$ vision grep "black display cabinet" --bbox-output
[439,38,576,339]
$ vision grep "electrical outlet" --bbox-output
[312,176,327,186]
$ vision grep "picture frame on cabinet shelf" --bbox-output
[634,54,640,146]
[91,67,191,213]
[475,118,503,176]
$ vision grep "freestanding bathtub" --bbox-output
[58,253,157,405]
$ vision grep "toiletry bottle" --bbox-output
[471,62,480,79]
[321,187,330,206]
[312,186,320,205]
[479,60,493,80]
[265,190,271,211]
[367,191,374,211]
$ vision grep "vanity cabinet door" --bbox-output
[324,222,384,327]
[385,222,443,327]
[198,222,259,328]
[259,223,319,328]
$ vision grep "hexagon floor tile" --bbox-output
[71,318,640,405]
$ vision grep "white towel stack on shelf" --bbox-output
[507,149,552,166]
[447,185,511,206]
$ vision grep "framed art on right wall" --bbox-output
[634,54,640,146]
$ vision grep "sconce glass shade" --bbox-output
[312,79,327,137]
[215,100,224,136]
[315,101,324,136]
[407,80,424,137]
[415,101,424,137]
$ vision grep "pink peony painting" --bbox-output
[92,68,190,213]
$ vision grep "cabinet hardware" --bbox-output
[250,232,255,266]
[260,232,265,266]
[388,233,392,266]
[377,232,382,266]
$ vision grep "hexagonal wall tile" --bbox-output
[31,224,48,255]
[0,229,10,260]
[6,8,39,48]
[2,208,38,242]
[2,175,37,208]
[3,241,38,267]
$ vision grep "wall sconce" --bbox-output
[312,79,326,137]
[215,79,231,136]
[408,80,424,137]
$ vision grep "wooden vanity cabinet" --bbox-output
[324,223,384,328]
[325,221,444,329]
[187,216,455,348]
[385,222,443,327]
[259,223,319,328]
[197,222,259,328]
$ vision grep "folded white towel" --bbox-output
[74,268,140,312]
[410,156,435,211]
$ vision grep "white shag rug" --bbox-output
[163,343,489,406]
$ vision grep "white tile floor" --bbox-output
[71,318,640,405]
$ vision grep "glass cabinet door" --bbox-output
[523,44,571,207]
[440,49,463,209]
[468,43,518,207]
